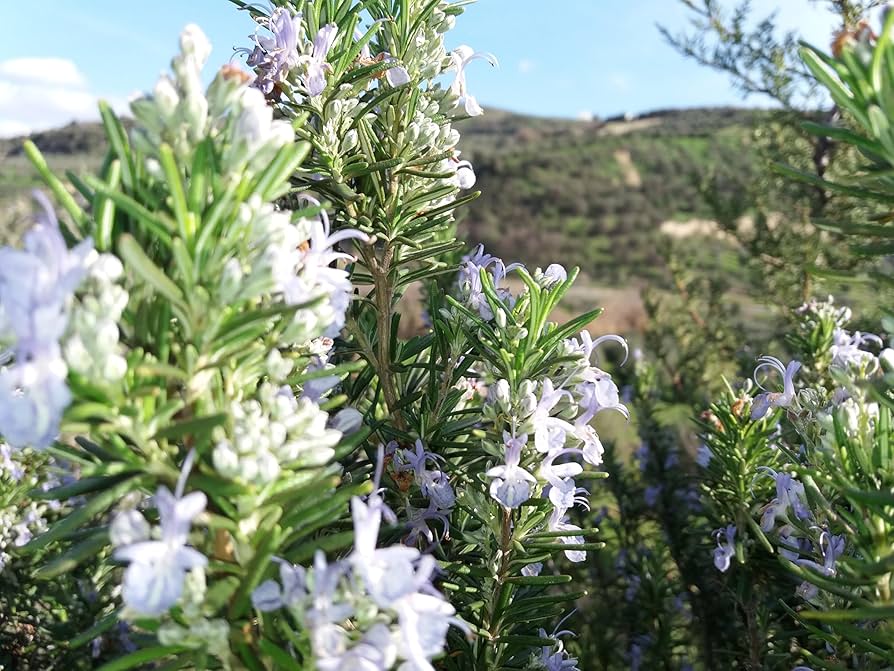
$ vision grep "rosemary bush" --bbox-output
[0,2,628,669]
[7,2,894,670]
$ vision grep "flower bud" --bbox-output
[492,378,511,408]
[153,76,179,119]
[494,308,507,328]
[340,129,359,154]
[212,441,240,478]
[266,350,294,382]
[179,24,212,67]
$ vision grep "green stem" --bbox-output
[366,243,406,432]
[483,508,514,668]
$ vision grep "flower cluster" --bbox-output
[252,479,464,671]
[460,249,628,563]
[230,198,367,343]
[213,383,340,485]
[0,499,49,572]
[131,24,293,175]
[242,7,340,99]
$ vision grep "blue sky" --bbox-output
[0,0,848,136]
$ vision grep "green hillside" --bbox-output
[457,107,761,286]
[0,107,762,288]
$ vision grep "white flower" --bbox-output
[450,159,476,189]
[531,379,573,454]
[548,510,586,563]
[448,45,497,117]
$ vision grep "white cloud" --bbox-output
[576,110,594,122]
[518,58,535,75]
[0,57,121,138]
[0,120,31,137]
[0,58,87,88]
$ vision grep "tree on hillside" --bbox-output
[660,0,886,307]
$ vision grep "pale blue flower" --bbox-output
[303,24,338,96]
[0,344,71,450]
[244,7,303,94]
[713,524,736,572]
[449,158,476,189]
[457,245,520,321]
[575,375,629,424]
[796,533,845,578]
[758,468,812,532]
[330,407,363,434]
[351,496,435,608]
[751,356,801,419]
[487,431,537,509]
[317,623,396,671]
[522,562,543,577]
[252,558,307,612]
[695,443,712,468]
[0,192,93,448]
[777,524,811,561]
[537,625,581,671]
[547,476,591,515]
[571,420,605,466]
[405,501,450,547]
[572,330,629,366]
[540,264,568,288]
[0,443,24,481]
[380,51,411,87]
[393,592,462,671]
[548,509,586,562]
[305,550,353,629]
[0,191,93,353]
[113,455,207,617]
[539,448,584,484]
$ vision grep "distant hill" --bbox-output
[0,107,763,286]
[457,107,761,286]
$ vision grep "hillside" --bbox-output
[0,107,762,288]
[458,107,760,286]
